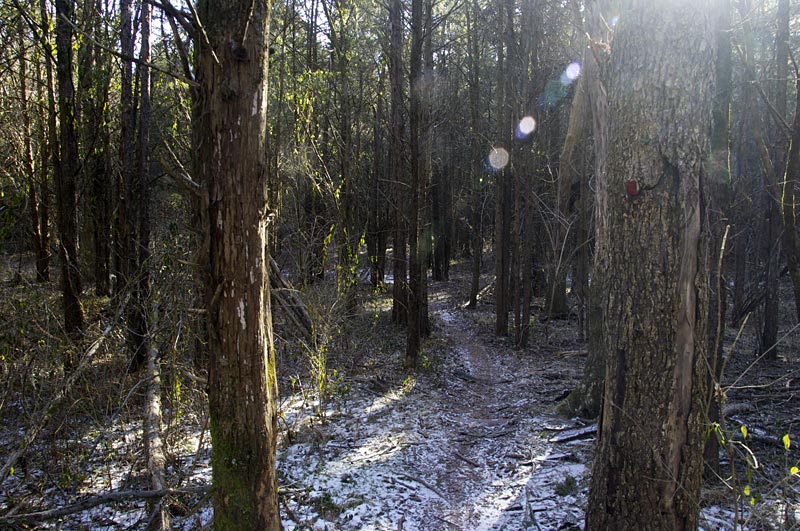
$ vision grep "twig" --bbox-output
[0,323,115,485]
[398,474,447,501]
[455,451,480,468]
[280,495,300,524]
[57,12,197,86]
[432,514,460,529]
[0,487,209,525]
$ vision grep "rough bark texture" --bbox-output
[194,0,280,528]
[54,0,86,351]
[35,0,56,283]
[585,1,715,529]
[18,24,50,284]
[114,0,135,296]
[144,329,169,531]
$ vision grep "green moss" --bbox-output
[209,418,255,531]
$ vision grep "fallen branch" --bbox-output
[269,257,313,342]
[455,451,480,468]
[143,327,169,531]
[399,473,447,501]
[0,323,115,485]
[548,424,597,443]
[0,487,209,525]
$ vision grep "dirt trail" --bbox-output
[382,281,591,530]
[277,277,592,531]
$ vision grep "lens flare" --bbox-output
[610,16,619,27]
[565,62,581,81]
[560,62,581,86]
[488,147,509,170]
[515,116,537,139]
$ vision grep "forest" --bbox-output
[0,0,799,529]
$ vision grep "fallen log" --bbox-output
[548,424,597,443]
[0,487,209,526]
[143,334,169,531]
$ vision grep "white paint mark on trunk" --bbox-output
[238,299,246,331]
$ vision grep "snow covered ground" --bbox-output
[1,286,795,530]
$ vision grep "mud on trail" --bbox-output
[276,274,593,531]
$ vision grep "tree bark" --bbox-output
[551,71,588,320]
[493,0,513,337]
[406,0,425,366]
[143,323,169,531]
[54,0,86,354]
[585,1,715,529]
[759,0,789,360]
[114,0,135,297]
[466,0,483,309]
[18,22,49,284]
[389,0,408,326]
[128,0,153,372]
[194,0,280,527]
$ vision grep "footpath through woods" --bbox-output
[277,271,593,531]
[3,259,796,529]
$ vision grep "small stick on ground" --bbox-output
[399,473,447,501]
[455,451,480,467]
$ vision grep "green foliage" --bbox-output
[311,490,342,519]
[554,475,578,497]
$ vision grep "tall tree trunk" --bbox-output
[368,78,387,288]
[759,0,789,360]
[194,0,280,527]
[389,0,408,325]
[493,0,513,337]
[585,2,715,529]
[114,0,135,296]
[18,23,48,284]
[551,71,588,320]
[128,0,152,372]
[420,0,432,337]
[466,0,483,309]
[76,0,111,297]
[406,0,425,366]
[54,0,86,356]
[32,3,56,283]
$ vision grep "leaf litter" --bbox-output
[1,271,798,530]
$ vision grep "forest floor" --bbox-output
[0,256,798,530]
